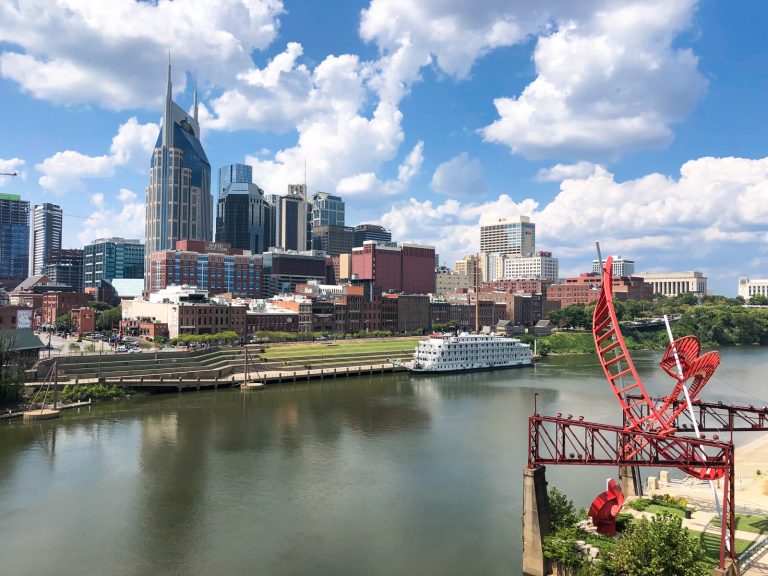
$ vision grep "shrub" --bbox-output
[549,486,579,532]
[599,514,709,576]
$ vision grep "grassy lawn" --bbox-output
[261,339,419,359]
[686,529,753,566]
[712,514,768,535]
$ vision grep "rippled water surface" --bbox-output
[1,347,766,575]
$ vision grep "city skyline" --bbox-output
[1,1,767,294]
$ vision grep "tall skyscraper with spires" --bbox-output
[144,63,212,286]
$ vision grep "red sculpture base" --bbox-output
[588,478,625,536]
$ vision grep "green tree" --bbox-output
[750,293,768,306]
[548,486,579,532]
[56,313,72,331]
[599,514,709,576]
[90,301,112,311]
[549,304,592,329]
[96,306,122,332]
[0,331,24,405]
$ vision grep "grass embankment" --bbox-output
[688,529,752,565]
[526,327,676,355]
[712,514,768,535]
[260,338,418,360]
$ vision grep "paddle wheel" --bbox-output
[524,254,768,574]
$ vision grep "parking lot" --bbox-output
[35,332,150,357]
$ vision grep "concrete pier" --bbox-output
[522,466,551,576]
[619,465,640,497]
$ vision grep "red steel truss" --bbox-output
[625,396,768,432]
[527,414,737,567]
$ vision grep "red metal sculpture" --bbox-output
[588,478,625,536]
[591,256,723,479]
[525,252,768,570]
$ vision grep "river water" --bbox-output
[1,347,767,575]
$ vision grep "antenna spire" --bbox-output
[163,52,173,148]
[193,75,199,122]
[165,51,173,103]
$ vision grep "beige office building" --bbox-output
[436,270,471,295]
[454,255,482,287]
[480,215,535,257]
[738,277,768,302]
[635,271,707,297]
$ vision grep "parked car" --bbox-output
[116,346,129,353]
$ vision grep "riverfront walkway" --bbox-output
[24,341,416,391]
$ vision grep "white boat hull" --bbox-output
[408,359,532,373]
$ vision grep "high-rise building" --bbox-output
[215,163,272,254]
[480,215,535,256]
[145,63,212,286]
[480,252,506,282]
[275,185,310,251]
[218,163,252,198]
[311,192,345,227]
[29,202,62,275]
[0,193,29,285]
[454,254,482,288]
[311,225,355,256]
[84,237,145,288]
[593,256,635,276]
[43,248,84,292]
[353,224,391,246]
[502,252,559,280]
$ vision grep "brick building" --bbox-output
[270,297,313,333]
[121,286,247,339]
[246,307,299,333]
[0,305,32,329]
[149,240,263,299]
[71,307,97,335]
[41,292,92,326]
[350,241,436,294]
[547,274,653,307]
[392,294,431,333]
[481,279,552,296]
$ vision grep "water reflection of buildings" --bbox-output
[133,407,210,575]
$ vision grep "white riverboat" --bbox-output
[404,332,533,373]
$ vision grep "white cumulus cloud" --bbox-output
[337,141,424,197]
[36,117,159,194]
[78,188,145,245]
[430,153,487,197]
[536,161,598,182]
[0,0,284,110]
[0,157,26,186]
[482,0,706,159]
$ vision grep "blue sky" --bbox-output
[1,0,767,294]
